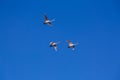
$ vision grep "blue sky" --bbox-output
[0,0,120,80]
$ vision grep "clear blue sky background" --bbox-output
[0,0,120,80]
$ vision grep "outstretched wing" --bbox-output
[66,40,73,44]
[47,22,52,26]
[43,14,48,20]
[72,48,75,51]
[54,46,58,51]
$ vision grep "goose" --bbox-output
[49,41,60,51]
[43,14,55,26]
[66,40,78,51]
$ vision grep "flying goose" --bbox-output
[66,40,78,51]
[43,14,55,26]
[49,41,60,51]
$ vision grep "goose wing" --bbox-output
[44,14,48,20]
[66,40,73,44]
[54,46,58,51]
[47,22,52,26]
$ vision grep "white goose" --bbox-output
[66,40,78,51]
[43,14,55,26]
[49,41,60,51]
